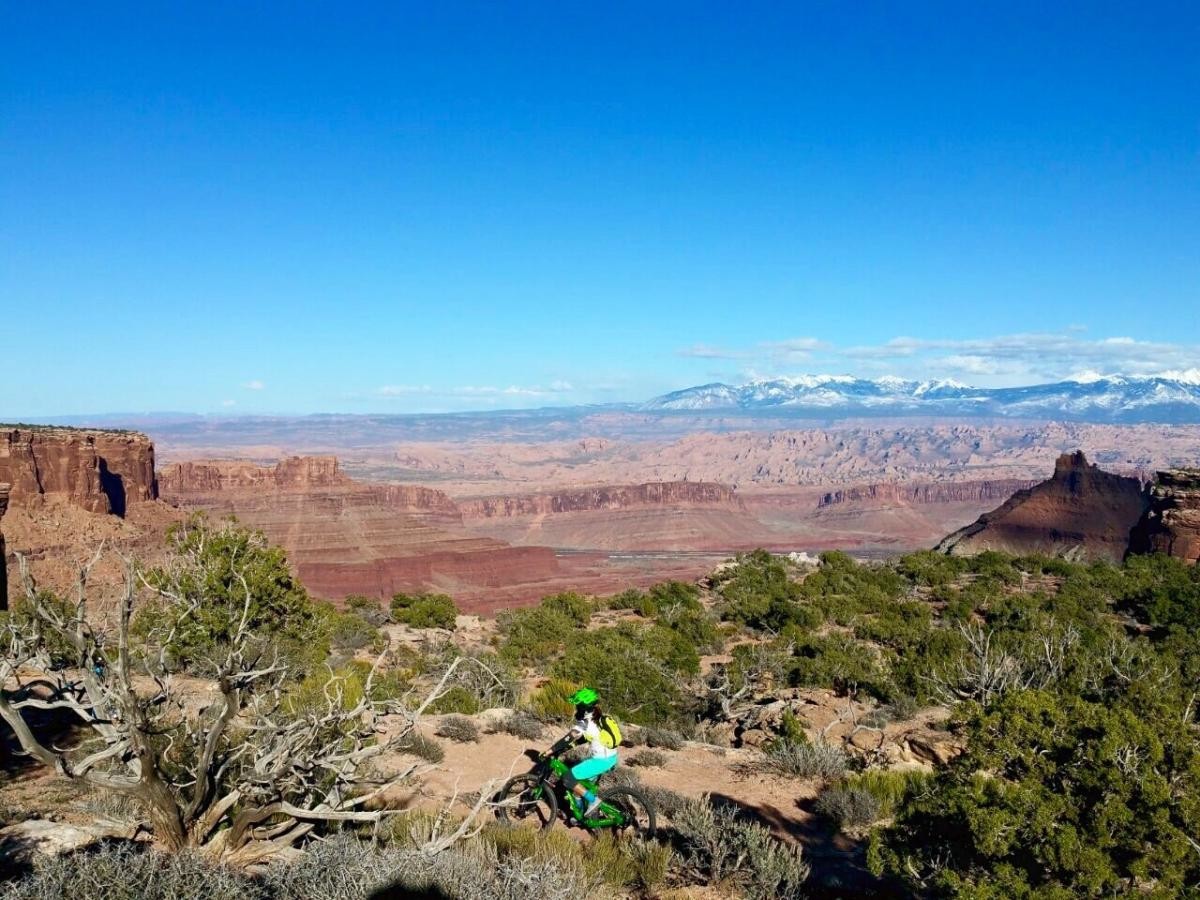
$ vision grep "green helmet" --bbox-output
[569,687,598,706]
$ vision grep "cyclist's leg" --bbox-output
[570,755,618,783]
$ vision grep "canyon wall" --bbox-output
[817,479,1037,509]
[458,481,743,519]
[159,457,561,607]
[0,483,8,609]
[1128,469,1200,564]
[0,428,157,516]
[937,451,1148,562]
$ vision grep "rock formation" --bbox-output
[159,457,562,608]
[1128,468,1200,564]
[818,479,1037,508]
[0,482,9,609]
[936,451,1148,563]
[459,481,777,551]
[0,428,157,516]
[458,481,744,518]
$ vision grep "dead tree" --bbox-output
[0,547,464,867]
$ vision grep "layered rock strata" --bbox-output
[818,479,1037,508]
[0,483,9,609]
[1128,469,1200,564]
[458,482,744,518]
[159,457,561,602]
[936,451,1148,562]
[0,428,157,516]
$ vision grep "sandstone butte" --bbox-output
[0,482,9,608]
[936,451,1149,563]
[157,457,564,609]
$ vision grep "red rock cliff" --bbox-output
[159,456,559,602]
[0,482,9,609]
[936,451,1148,563]
[1128,469,1200,564]
[0,428,157,516]
[818,479,1037,508]
[459,482,743,519]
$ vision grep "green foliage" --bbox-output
[135,515,326,674]
[1,589,78,668]
[871,689,1200,897]
[498,604,577,666]
[538,591,592,626]
[550,623,689,725]
[390,591,458,630]
[715,549,807,631]
[526,677,578,721]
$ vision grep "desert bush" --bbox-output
[815,784,881,830]
[715,549,808,632]
[641,726,685,750]
[526,678,578,723]
[133,514,327,675]
[434,714,480,743]
[496,709,545,740]
[390,591,458,630]
[627,748,667,768]
[396,730,445,763]
[317,604,383,654]
[762,739,848,780]
[551,625,688,724]
[343,594,389,626]
[539,591,593,626]
[1,842,258,900]
[673,796,809,899]
[870,688,1200,897]
[498,606,578,666]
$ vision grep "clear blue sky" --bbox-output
[3,2,1198,416]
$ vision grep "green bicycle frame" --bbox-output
[545,757,627,828]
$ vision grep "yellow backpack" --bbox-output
[598,714,623,749]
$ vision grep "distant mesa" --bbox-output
[936,451,1148,563]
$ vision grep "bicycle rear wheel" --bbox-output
[597,785,656,838]
[493,774,557,831]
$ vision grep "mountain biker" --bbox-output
[545,687,618,817]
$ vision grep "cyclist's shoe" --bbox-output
[584,795,603,818]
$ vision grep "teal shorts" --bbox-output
[571,754,618,782]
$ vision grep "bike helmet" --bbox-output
[569,687,598,706]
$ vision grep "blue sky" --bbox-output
[3,2,1198,416]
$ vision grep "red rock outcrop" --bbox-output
[936,451,1148,562]
[0,428,157,516]
[818,479,1037,508]
[0,482,9,609]
[1128,469,1200,564]
[458,482,744,519]
[159,457,561,604]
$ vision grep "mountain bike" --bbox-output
[493,749,656,836]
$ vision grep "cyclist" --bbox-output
[545,687,619,817]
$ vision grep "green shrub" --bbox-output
[428,684,480,714]
[815,784,881,830]
[716,549,807,631]
[135,515,326,675]
[526,677,578,721]
[498,606,577,666]
[539,591,592,626]
[391,591,458,630]
[496,710,545,740]
[870,688,1200,897]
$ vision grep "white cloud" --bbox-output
[242,379,265,391]
[221,399,236,407]
[378,385,433,396]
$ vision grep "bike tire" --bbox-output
[493,774,557,831]
[597,785,657,838]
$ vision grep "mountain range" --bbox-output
[643,372,1200,423]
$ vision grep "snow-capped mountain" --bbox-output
[642,372,1200,422]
